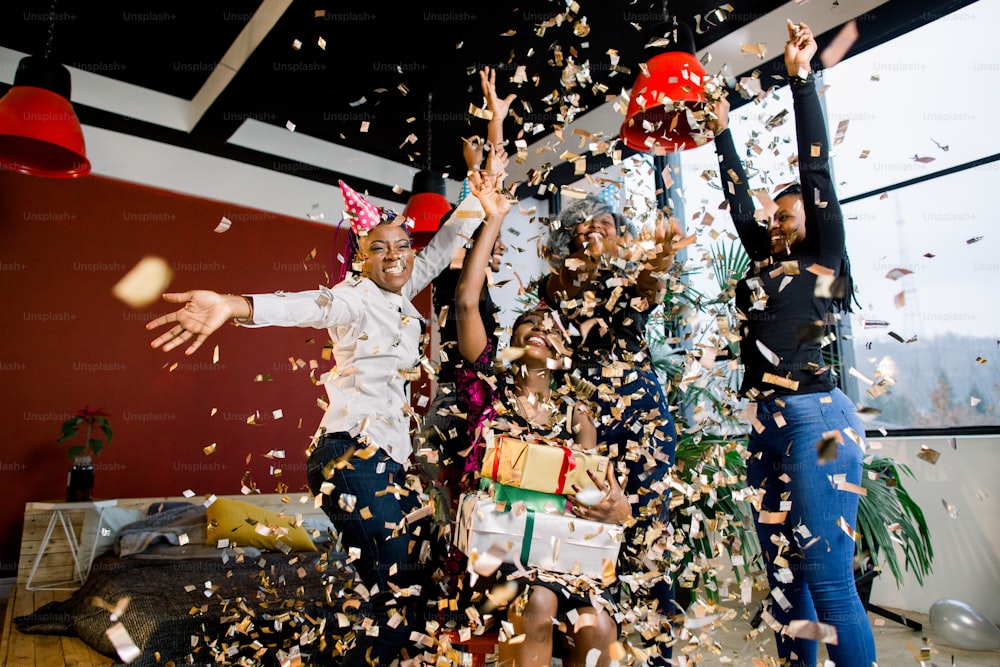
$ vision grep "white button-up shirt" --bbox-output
[246,197,484,464]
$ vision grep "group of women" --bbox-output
[147,20,877,667]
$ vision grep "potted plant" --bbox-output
[58,406,113,501]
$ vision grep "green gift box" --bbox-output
[491,481,567,514]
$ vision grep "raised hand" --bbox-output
[479,66,517,128]
[785,19,817,78]
[146,290,247,355]
[468,169,512,220]
[462,135,485,171]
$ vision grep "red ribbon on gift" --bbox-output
[554,445,575,494]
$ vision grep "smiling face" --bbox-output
[571,212,618,254]
[511,309,557,366]
[769,193,807,255]
[357,223,414,293]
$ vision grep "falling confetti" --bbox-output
[112,256,174,309]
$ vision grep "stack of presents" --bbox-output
[454,435,624,579]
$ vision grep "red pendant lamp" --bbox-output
[0,2,90,178]
[402,92,450,234]
[620,18,711,154]
[402,169,451,234]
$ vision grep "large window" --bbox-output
[673,0,999,431]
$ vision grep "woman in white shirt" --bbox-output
[146,180,483,666]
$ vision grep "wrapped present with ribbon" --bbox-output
[453,493,622,579]
[481,435,609,495]
[491,481,567,514]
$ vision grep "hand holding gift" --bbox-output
[568,465,632,524]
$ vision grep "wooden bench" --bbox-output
[0,493,327,667]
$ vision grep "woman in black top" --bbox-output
[708,20,876,666]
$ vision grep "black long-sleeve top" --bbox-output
[715,73,851,398]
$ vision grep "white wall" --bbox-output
[868,434,1000,621]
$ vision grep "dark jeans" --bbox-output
[589,366,677,663]
[306,433,432,667]
[748,388,877,666]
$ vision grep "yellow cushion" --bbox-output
[205,497,317,552]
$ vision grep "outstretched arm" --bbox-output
[786,20,846,255]
[707,97,771,261]
[146,291,250,356]
[456,168,511,363]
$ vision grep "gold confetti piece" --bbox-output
[106,622,141,663]
[976,356,988,364]
[317,36,326,50]
[942,498,960,518]
[916,445,940,464]
[497,346,526,361]
[837,517,857,541]
[786,619,839,644]
[214,216,232,233]
[762,372,799,391]
[820,19,858,69]
[112,256,174,309]
[203,443,216,455]
[285,120,296,132]
[755,340,781,366]
[836,480,867,496]
[859,149,870,159]
[817,430,842,462]
[893,291,906,308]
[212,345,220,364]
[885,267,912,280]
[291,39,302,51]
[740,42,768,59]
[911,154,935,164]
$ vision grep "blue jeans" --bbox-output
[748,389,877,666]
[589,366,677,664]
[306,433,431,667]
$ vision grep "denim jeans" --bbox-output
[306,433,432,667]
[748,388,877,666]
[589,366,677,664]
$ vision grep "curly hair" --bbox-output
[543,194,638,272]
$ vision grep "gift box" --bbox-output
[454,493,622,578]
[491,481,567,514]
[480,436,609,495]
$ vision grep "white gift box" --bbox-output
[454,493,623,578]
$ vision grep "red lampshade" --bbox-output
[619,50,710,154]
[402,170,450,234]
[0,56,90,178]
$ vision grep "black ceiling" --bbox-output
[0,0,974,204]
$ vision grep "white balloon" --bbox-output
[929,599,1000,651]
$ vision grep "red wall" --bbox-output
[0,170,433,573]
